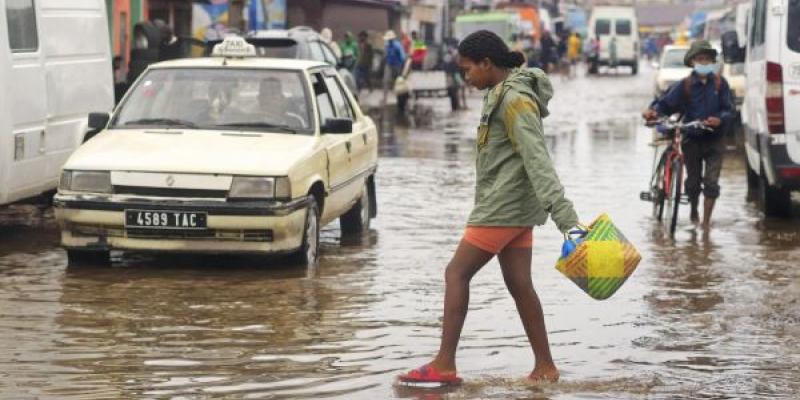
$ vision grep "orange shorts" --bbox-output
[463,226,533,254]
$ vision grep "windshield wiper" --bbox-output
[214,122,297,133]
[124,118,198,128]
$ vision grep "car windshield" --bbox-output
[789,0,800,52]
[661,49,688,68]
[112,68,313,134]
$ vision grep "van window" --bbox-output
[595,19,611,35]
[5,0,38,52]
[789,0,800,52]
[615,20,632,36]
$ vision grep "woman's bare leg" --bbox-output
[429,240,494,373]
[497,246,559,382]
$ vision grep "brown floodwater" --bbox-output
[1,65,798,399]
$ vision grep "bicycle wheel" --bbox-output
[667,159,683,236]
[652,152,667,220]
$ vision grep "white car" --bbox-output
[54,37,379,266]
[654,45,690,96]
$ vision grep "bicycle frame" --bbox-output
[662,128,684,198]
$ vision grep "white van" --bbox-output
[588,6,640,74]
[0,0,113,207]
[739,0,800,217]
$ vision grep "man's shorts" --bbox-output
[463,226,533,254]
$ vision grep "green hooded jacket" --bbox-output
[467,68,578,233]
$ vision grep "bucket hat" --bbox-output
[684,40,718,67]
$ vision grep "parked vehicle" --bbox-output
[54,37,379,266]
[205,27,357,95]
[454,12,521,45]
[653,45,690,96]
[588,6,640,74]
[0,0,113,208]
[730,0,800,216]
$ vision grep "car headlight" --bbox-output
[59,170,112,193]
[228,176,291,200]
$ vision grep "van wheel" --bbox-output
[291,199,320,266]
[745,158,759,202]
[66,249,110,267]
[758,171,791,217]
[631,61,639,75]
[340,183,370,236]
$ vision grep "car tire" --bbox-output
[758,170,791,217]
[631,61,639,75]
[291,199,320,266]
[340,183,370,236]
[66,249,110,267]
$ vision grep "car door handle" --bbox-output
[345,141,352,153]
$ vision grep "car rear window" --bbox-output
[616,20,632,36]
[253,39,299,59]
[789,0,800,52]
[596,19,611,35]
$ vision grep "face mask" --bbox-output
[694,63,717,76]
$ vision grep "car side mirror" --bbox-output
[721,31,746,64]
[322,118,352,134]
[88,112,110,131]
[85,112,110,142]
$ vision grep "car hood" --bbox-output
[656,67,692,84]
[64,129,318,175]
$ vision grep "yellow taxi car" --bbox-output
[54,37,378,266]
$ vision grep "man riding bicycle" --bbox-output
[643,40,735,229]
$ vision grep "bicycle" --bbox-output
[640,116,712,236]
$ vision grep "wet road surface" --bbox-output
[1,65,799,399]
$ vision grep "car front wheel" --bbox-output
[291,199,320,266]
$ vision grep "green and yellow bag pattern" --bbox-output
[555,214,641,300]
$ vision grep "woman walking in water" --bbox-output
[398,30,581,385]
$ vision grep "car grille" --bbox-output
[113,186,228,199]
[70,224,273,242]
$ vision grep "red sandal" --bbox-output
[397,363,463,385]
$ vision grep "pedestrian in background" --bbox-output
[539,30,556,73]
[382,30,407,111]
[320,28,342,59]
[567,31,582,78]
[410,30,428,71]
[643,40,734,229]
[609,36,618,72]
[340,31,359,70]
[383,30,406,85]
[398,29,580,386]
[355,31,374,92]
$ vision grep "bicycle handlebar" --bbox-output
[644,117,713,132]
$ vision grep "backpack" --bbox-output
[682,73,721,99]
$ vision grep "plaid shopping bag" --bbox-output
[555,214,641,300]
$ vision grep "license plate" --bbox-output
[125,210,207,230]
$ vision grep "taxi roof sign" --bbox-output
[212,36,256,58]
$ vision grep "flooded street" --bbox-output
[1,65,799,399]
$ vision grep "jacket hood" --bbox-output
[502,68,553,119]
